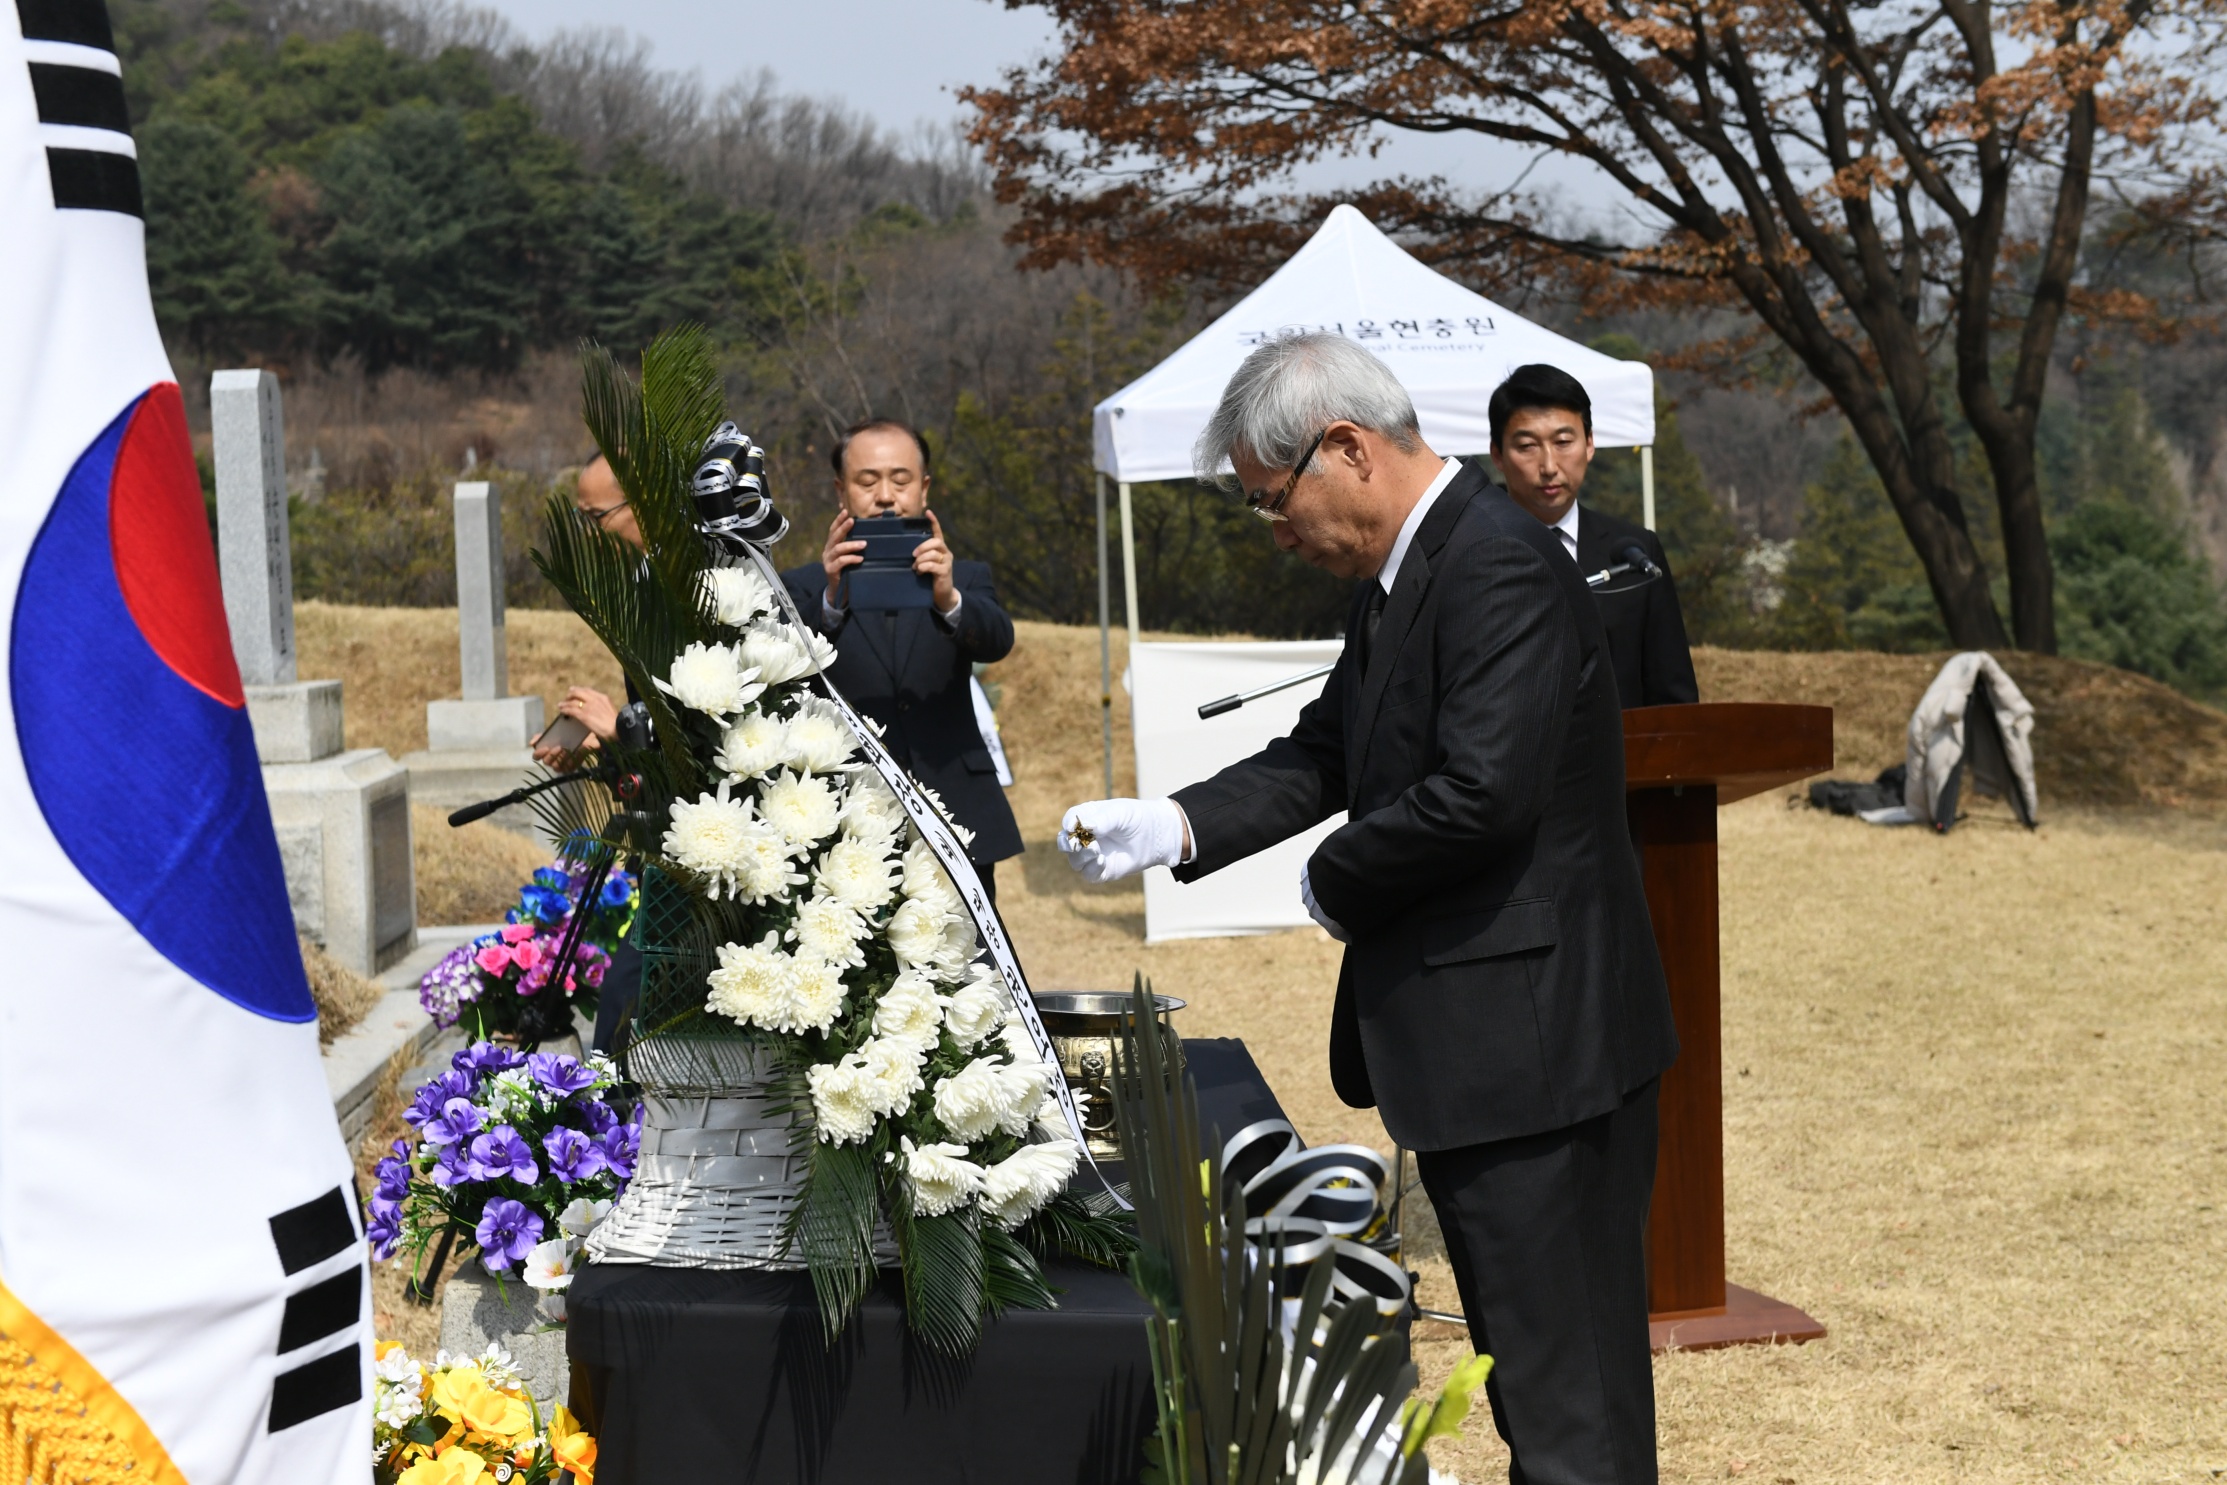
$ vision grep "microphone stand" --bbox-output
[1197,661,1337,720]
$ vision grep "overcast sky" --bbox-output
[475,0,1629,223]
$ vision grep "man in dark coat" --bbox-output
[780,419,1022,896]
[1490,363,1699,709]
[1058,335,1678,1484]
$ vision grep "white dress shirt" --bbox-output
[1379,458,1463,593]
[1550,501,1582,564]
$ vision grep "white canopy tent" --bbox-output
[1082,205,1662,786]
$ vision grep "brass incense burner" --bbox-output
[1030,991,1185,1160]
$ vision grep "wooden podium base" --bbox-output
[1649,1283,1825,1353]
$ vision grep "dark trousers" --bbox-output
[973,860,998,908]
[1414,1078,1660,1485]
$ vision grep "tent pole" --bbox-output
[1119,480,1141,653]
[1641,445,1657,531]
[1096,471,1113,797]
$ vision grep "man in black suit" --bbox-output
[1059,335,1677,1484]
[1490,364,1698,709]
[781,420,1022,898]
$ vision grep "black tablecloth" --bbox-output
[569,1039,1281,1485]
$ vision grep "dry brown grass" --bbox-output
[412,803,551,926]
[304,935,385,1046]
[318,610,2227,1481]
[353,1049,448,1356]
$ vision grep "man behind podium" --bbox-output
[1491,363,1699,709]
[1058,335,1678,1484]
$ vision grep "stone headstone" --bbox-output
[455,481,507,700]
[211,368,294,688]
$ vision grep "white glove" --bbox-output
[1059,798,1189,883]
[1300,863,1350,943]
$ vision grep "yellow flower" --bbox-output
[394,1452,488,1485]
[1401,1351,1494,1457]
[375,1340,405,1362]
[548,1405,598,1485]
[427,1364,487,1418]
[457,1380,534,1445]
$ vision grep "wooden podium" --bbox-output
[1624,703,1834,1352]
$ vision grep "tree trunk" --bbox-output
[1973,419,2057,652]
[1842,402,2012,649]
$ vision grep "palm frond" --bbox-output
[1019,1186,1137,1271]
[980,1224,1058,1316]
[895,1203,986,1356]
[790,1139,881,1343]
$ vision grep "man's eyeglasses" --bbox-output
[574,500,630,532]
[1245,428,1328,523]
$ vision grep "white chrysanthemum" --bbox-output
[900,839,964,917]
[705,933,792,1028]
[785,698,858,773]
[703,564,776,627]
[994,1056,1053,1137]
[886,898,952,968]
[558,1198,611,1238]
[789,893,870,967]
[999,1021,1046,1066]
[785,955,848,1034]
[857,1035,927,1116]
[714,710,791,781]
[872,971,947,1049]
[738,622,826,687]
[759,769,841,845]
[807,1060,876,1145]
[663,785,764,900]
[816,835,899,913]
[931,1055,1009,1142]
[732,828,807,904]
[840,773,907,843]
[930,910,981,976]
[898,1136,985,1217]
[980,1140,1082,1229]
[1031,1093,1071,1143]
[655,640,764,718]
[942,978,1006,1050]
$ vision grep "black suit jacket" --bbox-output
[780,559,1023,863]
[1171,468,1677,1151]
[1577,505,1699,709]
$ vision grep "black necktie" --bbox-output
[1360,583,1386,667]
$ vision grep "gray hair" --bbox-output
[1194,332,1422,485]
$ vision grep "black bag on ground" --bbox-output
[1808,764,1907,817]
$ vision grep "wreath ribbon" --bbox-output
[1222,1120,1410,1317]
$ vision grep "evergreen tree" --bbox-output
[139,114,294,356]
[2051,501,2227,699]
[1769,437,1949,652]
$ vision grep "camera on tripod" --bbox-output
[692,422,788,552]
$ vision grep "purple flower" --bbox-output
[474,1199,543,1271]
[429,1143,477,1189]
[422,1097,485,1148]
[467,1125,540,1184]
[596,1120,640,1181]
[542,1125,610,1185]
[577,1099,619,1136]
[526,1052,597,1097]
[417,944,483,1028]
[373,1152,411,1200]
[403,1070,477,1128]
[454,1042,525,1076]
[367,1211,403,1262]
[368,1187,404,1224]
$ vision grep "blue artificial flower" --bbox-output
[429,1143,476,1189]
[366,1210,403,1263]
[475,1198,543,1271]
[467,1125,540,1184]
[453,1042,525,1076]
[543,1125,610,1185]
[599,871,635,910]
[403,1069,477,1129]
[423,1097,485,1149]
[576,1099,619,1136]
[368,1188,403,1224]
[373,1153,411,1199]
[526,1052,597,1098]
[596,1119,640,1181]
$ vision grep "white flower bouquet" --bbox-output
[532,329,1131,1353]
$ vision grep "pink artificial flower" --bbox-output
[500,923,537,945]
[475,944,513,974]
[511,939,544,972]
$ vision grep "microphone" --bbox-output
[1617,542,1663,578]
[446,764,642,828]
